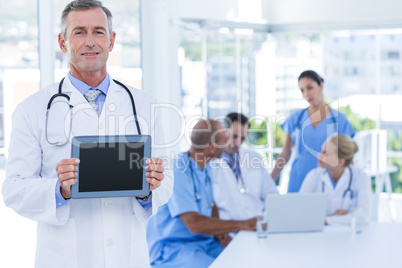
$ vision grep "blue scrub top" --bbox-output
[281,109,355,193]
[146,152,218,265]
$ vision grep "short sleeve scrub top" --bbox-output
[281,108,355,192]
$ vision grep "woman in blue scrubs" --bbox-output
[271,70,355,192]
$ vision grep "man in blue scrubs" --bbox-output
[147,119,257,267]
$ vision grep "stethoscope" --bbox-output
[321,166,354,207]
[187,154,214,208]
[226,153,248,194]
[45,77,142,146]
[297,107,338,131]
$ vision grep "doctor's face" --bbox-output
[58,8,116,79]
[299,78,323,107]
[318,141,340,169]
[225,122,248,155]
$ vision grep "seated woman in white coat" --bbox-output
[299,135,371,225]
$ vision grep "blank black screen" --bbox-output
[78,142,144,192]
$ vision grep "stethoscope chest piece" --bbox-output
[239,186,248,194]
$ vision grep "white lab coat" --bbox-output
[2,76,173,268]
[299,165,371,225]
[210,147,278,221]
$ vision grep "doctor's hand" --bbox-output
[214,234,232,247]
[331,209,348,216]
[242,217,257,230]
[56,158,80,199]
[144,158,165,191]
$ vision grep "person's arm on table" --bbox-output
[211,205,232,247]
[180,211,256,236]
[326,170,371,225]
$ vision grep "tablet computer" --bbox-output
[70,135,151,199]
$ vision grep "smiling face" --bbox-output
[58,8,115,79]
[299,77,323,107]
[225,121,248,155]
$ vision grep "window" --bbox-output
[271,30,402,193]
[55,0,142,88]
[0,1,39,150]
[0,2,39,267]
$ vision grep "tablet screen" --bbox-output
[78,142,144,192]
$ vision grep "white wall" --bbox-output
[174,0,239,20]
[264,0,402,29]
[141,0,184,154]
[141,0,402,154]
[172,0,402,28]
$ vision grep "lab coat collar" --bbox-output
[67,72,110,96]
[63,74,124,120]
[99,78,124,122]
[324,166,351,190]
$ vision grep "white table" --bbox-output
[210,223,402,268]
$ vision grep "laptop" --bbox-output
[265,193,328,233]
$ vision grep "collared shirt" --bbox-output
[326,170,338,188]
[68,72,110,114]
[146,152,218,266]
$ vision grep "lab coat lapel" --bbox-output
[63,76,99,120]
[99,79,124,124]
[336,167,350,192]
[323,171,335,193]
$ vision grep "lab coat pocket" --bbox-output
[130,214,150,268]
[36,219,78,268]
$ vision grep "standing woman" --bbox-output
[299,135,371,225]
[271,70,355,192]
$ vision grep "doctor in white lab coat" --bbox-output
[299,135,371,225]
[2,2,173,267]
[210,113,278,221]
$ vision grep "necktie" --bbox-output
[84,89,102,116]
[229,154,241,180]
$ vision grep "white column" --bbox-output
[38,0,55,88]
[141,0,182,154]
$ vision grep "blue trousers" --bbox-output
[151,239,224,268]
